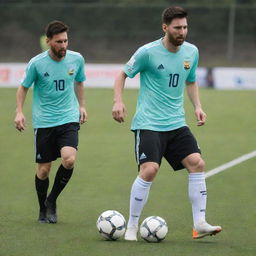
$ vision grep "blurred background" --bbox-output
[1,0,256,67]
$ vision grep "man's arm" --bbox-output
[112,71,127,123]
[186,81,206,126]
[74,82,87,124]
[14,85,29,131]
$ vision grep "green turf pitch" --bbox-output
[0,88,255,256]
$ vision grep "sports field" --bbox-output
[1,88,255,256]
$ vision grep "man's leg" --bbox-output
[182,153,222,239]
[46,146,76,223]
[125,162,159,241]
[35,162,51,223]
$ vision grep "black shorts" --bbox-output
[134,126,201,171]
[34,122,80,163]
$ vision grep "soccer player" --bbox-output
[14,21,87,224]
[112,6,222,240]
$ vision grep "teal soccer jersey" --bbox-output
[124,38,199,131]
[22,50,86,128]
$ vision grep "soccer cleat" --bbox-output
[124,225,138,241]
[38,211,48,223]
[192,221,222,239]
[45,199,57,224]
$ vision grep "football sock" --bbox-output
[188,172,207,226]
[47,164,73,203]
[127,176,152,227]
[35,175,49,212]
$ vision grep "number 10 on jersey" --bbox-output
[54,80,65,91]
[169,74,179,87]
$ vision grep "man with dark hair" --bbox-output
[162,6,188,24]
[45,20,69,39]
[15,20,87,224]
[112,6,222,240]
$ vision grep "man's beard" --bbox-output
[51,47,66,59]
[167,32,185,46]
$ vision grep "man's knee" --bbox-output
[37,163,51,179]
[62,155,76,169]
[139,162,159,182]
[61,146,76,169]
[192,158,205,172]
[185,155,205,173]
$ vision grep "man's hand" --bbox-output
[112,101,127,123]
[195,107,206,126]
[14,112,26,131]
[79,107,88,124]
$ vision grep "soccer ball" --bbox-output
[140,216,168,242]
[96,210,126,240]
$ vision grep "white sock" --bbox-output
[188,172,207,226]
[127,176,152,227]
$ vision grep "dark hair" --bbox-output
[162,6,188,25]
[45,20,69,38]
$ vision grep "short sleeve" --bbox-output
[186,48,199,83]
[124,47,148,78]
[21,61,37,88]
[75,55,86,82]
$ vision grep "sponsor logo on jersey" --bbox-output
[184,60,190,70]
[68,68,75,75]
[44,72,49,77]
[157,64,165,70]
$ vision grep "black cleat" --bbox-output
[38,211,48,223]
[45,200,57,224]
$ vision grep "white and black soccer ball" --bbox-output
[140,216,168,242]
[96,210,126,240]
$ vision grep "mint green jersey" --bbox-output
[22,50,86,128]
[124,38,199,131]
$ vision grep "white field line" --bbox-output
[205,151,256,179]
